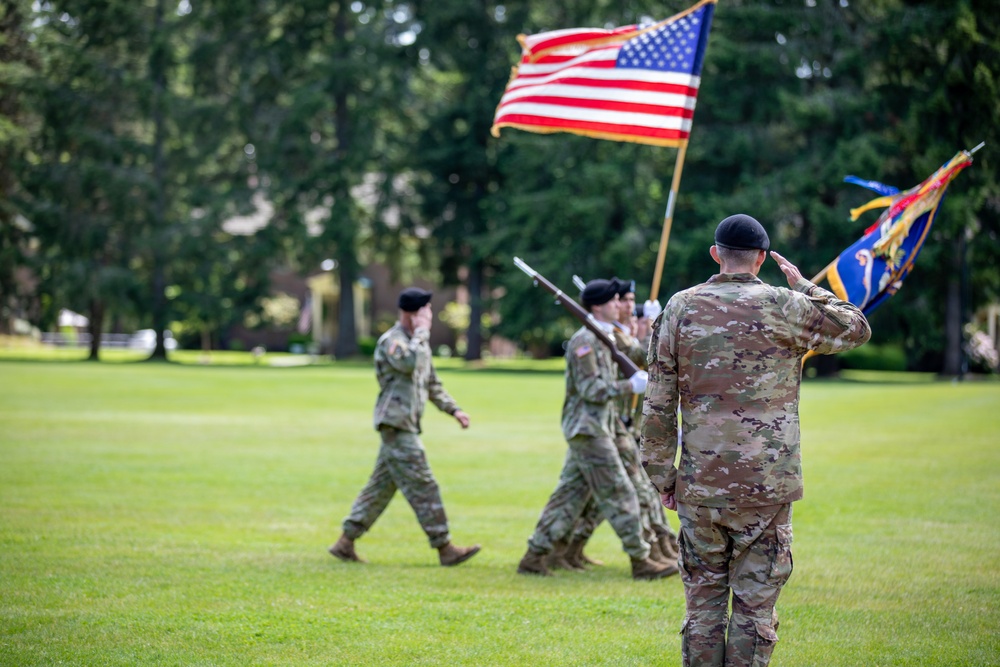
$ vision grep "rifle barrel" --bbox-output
[512,257,639,378]
[513,256,534,277]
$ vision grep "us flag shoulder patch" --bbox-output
[575,345,592,358]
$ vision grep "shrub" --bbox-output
[357,336,377,357]
[839,343,907,372]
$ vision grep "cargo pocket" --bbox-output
[751,620,779,667]
[770,523,794,584]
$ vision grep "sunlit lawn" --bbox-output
[0,357,997,666]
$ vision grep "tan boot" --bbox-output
[564,537,604,567]
[328,534,366,563]
[631,556,679,581]
[648,540,671,566]
[659,533,680,560]
[517,549,552,576]
[578,546,604,567]
[546,540,584,572]
[438,542,481,567]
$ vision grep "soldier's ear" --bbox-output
[709,245,722,265]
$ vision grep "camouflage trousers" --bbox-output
[570,432,676,545]
[676,502,793,667]
[527,434,649,560]
[341,426,450,549]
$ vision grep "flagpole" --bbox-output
[649,142,689,302]
[810,258,838,285]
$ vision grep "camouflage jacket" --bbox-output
[640,273,871,507]
[562,325,633,440]
[372,322,460,433]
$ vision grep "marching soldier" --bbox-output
[517,279,676,580]
[329,287,481,567]
[559,278,679,571]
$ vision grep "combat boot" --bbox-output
[577,544,604,567]
[659,533,680,560]
[631,556,679,581]
[545,539,584,572]
[438,542,481,567]
[517,549,552,576]
[564,537,604,567]
[648,539,671,566]
[328,534,366,563]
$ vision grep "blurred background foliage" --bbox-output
[0,0,997,371]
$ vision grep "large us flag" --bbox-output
[491,0,716,148]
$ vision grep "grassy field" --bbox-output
[0,358,998,666]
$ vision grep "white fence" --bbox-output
[40,331,177,350]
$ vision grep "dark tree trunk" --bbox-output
[335,257,358,359]
[330,0,358,360]
[148,0,169,360]
[86,298,105,361]
[465,260,483,361]
[942,232,967,376]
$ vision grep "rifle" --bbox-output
[513,257,640,378]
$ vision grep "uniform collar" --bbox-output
[593,320,615,333]
[708,273,762,284]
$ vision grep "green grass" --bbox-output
[0,359,998,666]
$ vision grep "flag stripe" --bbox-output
[519,46,621,70]
[499,84,698,110]
[499,94,696,119]
[495,115,689,141]
[509,76,698,97]
[512,65,700,89]
[524,25,638,54]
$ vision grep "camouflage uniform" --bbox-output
[525,325,649,560]
[570,325,677,549]
[641,273,870,667]
[341,322,461,549]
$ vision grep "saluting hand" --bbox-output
[453,410,470,429]
[412,306,433,332]
[770,251,804,288]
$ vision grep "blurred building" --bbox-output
[225,264,459,356]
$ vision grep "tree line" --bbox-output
[1,0,997,372]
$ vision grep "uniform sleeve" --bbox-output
[640,306,679,494]
[612,328,647,368]
[381,327,431,375]
[427,362,460,415]
[569,336,630,403]
[781,280,872,355]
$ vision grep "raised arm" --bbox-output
[771,251,872,355]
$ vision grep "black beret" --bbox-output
[714,214,770,251]
[398,287,432,312]
[581,279,618,308]
[612,277,636,297]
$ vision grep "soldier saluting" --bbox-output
[642,215,871,666]
[329,287,480,567]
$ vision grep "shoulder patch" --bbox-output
[575,344,592,358]
[388,340,399,355]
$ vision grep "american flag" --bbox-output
[491,0,716,148]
